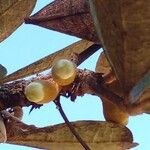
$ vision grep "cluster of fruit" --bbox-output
[25,59,77,104]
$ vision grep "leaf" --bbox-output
[90,0,150,95]
[25,0,99,43]
[7,121,137,150]
[0,0,36,42]
[129,70,150,113]
[0,40,94,84]
[96,53,129,125]
[96,52,124,97]
[0,115,7,143]
[95,51,111,75]
[0,64,7,79]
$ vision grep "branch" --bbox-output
[75,70,127,111]
[0,69,146,115]
[77,44,101,66]
[0,43,101,111]
[0,80,41,110]
[54,98,91,150]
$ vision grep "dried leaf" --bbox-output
[0,40,94,84]
[95,52,124,96]
[0,0,36,42]
[25,0,98,43]
[95,51,111,75]
[0,115,7,143]
[95,53,129,125]
[90,0,150,95]
[0,64,7,79]
[7,121,137,150]
[129,71,150,113]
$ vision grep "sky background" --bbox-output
[0,1,150,150]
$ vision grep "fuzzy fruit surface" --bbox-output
[52,59,77,86]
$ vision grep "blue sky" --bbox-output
[0,1,149,150]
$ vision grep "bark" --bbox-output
[0,69,147,115]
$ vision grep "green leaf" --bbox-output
[0,0,36,42]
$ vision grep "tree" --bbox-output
[0,0,149,149]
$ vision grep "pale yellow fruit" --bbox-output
[102,100,129,125]
[51,59,77,86]
[25,80,60,104]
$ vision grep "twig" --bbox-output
[71,44,101,66]
[83,70,127,112]
[54,98,91,150]
[77,44,101,66]
[90,83,127,112]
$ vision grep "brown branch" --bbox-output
[91,84,127,111]
[0,68,147,116]
[0,43,101,110]
[0,80,41,111]
[77,44,101,66]
[0,70,134,114]
[76,70,127,112]
[70,43,101,66]
[54,98,91,150]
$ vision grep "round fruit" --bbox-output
[51,59,77,86]
[25,80,60,104]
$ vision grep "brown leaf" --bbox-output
[95,52,124,97]
[129,70,150,113]
[0,64,7,79]
[95,52,129,125]
[0,0,36,42]
[0,40,94,84]
[0,115,7,143]
[6,120,137,150]
[90,0,150,95]
[95,51,111,75]
[25,0,99,43]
